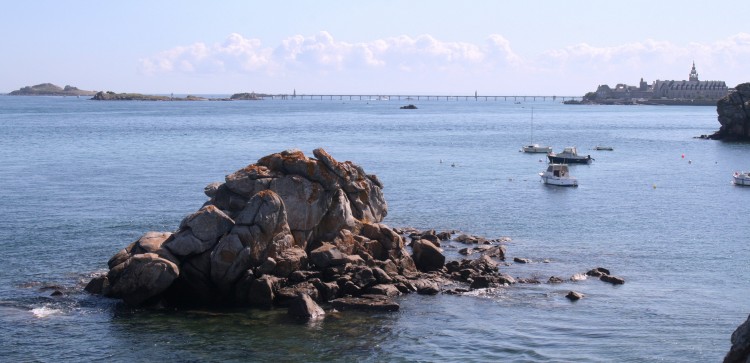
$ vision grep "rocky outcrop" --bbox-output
[8,83,96,96]
[87,148,621,315]
[89,149,411,308]
[725,314,750,363]
[703,83,750,141]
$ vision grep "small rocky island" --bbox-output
[86,149,623,317]
[91,91,207,101]
[8,83,96,96]
[700,82,750,141]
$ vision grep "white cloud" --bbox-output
[139,31,522,75]
[137,32,750,93]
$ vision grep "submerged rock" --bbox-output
[331,295,400,312]
[566,291,584,301]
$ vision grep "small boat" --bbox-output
[540,164,578,186]
[733,171,750,186]
[521,144,553,153]
[548,147,593,164]
[521,107,552,153]
[594,146,614,151]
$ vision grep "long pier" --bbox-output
[263,94,581,102]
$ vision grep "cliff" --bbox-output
[8,83,96,96]
[703,83,750,141]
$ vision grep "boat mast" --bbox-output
[530,107,534,145]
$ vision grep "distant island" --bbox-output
[565,62,731,106]
[90,91,272,101]
[8,83,97,96]
[91,91,210,101]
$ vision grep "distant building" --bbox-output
[587,62,730,104]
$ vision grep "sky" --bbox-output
[2,1,749,95]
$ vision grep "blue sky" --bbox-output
[2,1,749,95]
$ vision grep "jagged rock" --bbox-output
[287,292,325,320]
[547,276,564,284]
[481,245,506,260]
[513,257,531,264]
[309,243,346,268]
[411,239,445,272]
[725,314,750,363]
[165,206,234,257]
[367,284,401,297]
[276,282,319,306]
[312,280,340,302]
[273,247,308,278]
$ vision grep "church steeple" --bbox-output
[689,61,699,81]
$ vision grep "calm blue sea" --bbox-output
[0,95,748,362]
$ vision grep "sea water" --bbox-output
[0,95,748,362]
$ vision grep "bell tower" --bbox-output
[689,61,699,82]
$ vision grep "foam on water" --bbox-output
[31,305,62,318]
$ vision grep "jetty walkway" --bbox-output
[263,94,581,102]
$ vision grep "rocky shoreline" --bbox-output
[699,83,750,141]
[85,148,624,318]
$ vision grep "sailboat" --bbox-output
[521,107,552,153]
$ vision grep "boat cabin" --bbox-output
[546,164,570,177]
[561,147,578,155]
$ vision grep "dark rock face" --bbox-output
[287,293,325,319]
[725,314,750,363]
[704,83,750,141]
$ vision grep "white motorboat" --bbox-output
[522,144,553,153]
[733,171,750,186]
[521,107,552,153]
[540,164,578,187]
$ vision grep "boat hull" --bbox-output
[522,145,552,153]
[547,155,593,164]
[540,175,578,187]
[733,172,750,186]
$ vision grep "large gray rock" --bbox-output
[269,175,331,233]
[725,314,750,363]
[164,205,234,257]
[411,239,445,272]
[92,149,397,307]
[105,253,179,306]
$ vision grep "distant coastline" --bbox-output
[565,62,730,106]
